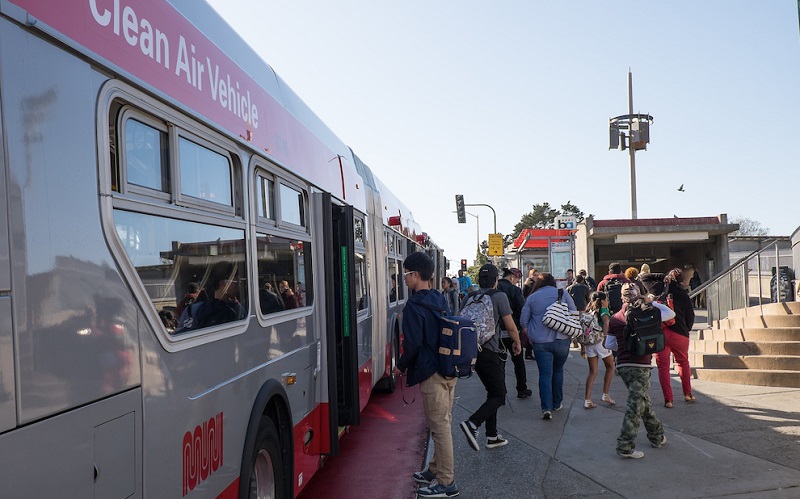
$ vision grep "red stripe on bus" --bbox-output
[215,478,238,499]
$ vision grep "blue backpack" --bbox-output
[420,302,478,379]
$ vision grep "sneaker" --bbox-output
[554,403,564,411]
[617,450,645,459]
[459,420,479,452]
[413,469,436,484]
[525,354,534,360]
[651,435,667,448]
[485,435,508,449]
[418,480,459,498]
[517,389,533,399]
[542,411,552,420]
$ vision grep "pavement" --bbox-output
[297,387,427,499]
[421,323,800,498]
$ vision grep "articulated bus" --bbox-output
[0,1,447,497]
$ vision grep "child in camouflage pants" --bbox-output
[609,283,672,458]
[616,366,665,455]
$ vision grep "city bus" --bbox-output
[0,0,446,497]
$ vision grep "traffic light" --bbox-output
[460,259,467,271]
[455,194,466,223]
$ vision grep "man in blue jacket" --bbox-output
[394,252,459,498]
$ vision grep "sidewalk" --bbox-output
[425,346,800,498]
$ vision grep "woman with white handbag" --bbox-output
[520,273,577,420]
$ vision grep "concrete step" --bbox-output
[693,368,800,388]
[727,302,800,318]
[689,353,800,371]
[689,340,800,356]
[716,315,800,329]
[695,327,800,342]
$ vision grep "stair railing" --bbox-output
[689,239,782,324]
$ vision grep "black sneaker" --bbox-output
[542,411,552,420]
[485,435,508,449]
[517,389,533,399]
[459,420,479,452]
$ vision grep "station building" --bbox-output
[510,215,739,288]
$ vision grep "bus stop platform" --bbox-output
[436,347,800,498]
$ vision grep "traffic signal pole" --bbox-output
[465,203,496,234]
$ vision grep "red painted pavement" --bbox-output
[298,385,427,499]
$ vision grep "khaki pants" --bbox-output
[420,373,457,485]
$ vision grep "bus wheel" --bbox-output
[377,330,399,393]
[244,417,284,499]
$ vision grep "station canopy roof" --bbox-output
[513,229,574,249]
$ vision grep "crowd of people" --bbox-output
[394,253,699,497]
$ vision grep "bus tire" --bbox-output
[242,416,285,499]
[377,329,400,393]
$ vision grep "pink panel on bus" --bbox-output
[11,0,348,199]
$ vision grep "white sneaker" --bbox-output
[617,450,645,459]
[651,435,667,448]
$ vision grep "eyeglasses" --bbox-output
[403,270,416,277]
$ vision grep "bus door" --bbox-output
[320,194,360,452]
[0,118,14,433]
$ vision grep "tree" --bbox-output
[729,216,769,237]
[559,201,585,221]
[510,201,587,241]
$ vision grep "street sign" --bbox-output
[554,216,577,230]
[488,233,503,256]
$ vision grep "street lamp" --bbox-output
[609,69,653,220]
[465,211,479,254]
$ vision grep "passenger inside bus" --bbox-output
[279,280,298,309]
[195,278,246,328]
[259,282,285,315]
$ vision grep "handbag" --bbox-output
[578,312,604,345]
[542,289,582,339]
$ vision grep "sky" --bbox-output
[205,0,800,268]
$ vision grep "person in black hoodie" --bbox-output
[639,268,696,407]
[393,252,459,498]
[497,268,531,398]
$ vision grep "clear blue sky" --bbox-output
[206,0,800,268]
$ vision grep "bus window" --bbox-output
[257,176,276,221]
[388,260,397,303]
[279,183,305,227]
[396,257,405,300]
[354,253,368,311]
[112,210,247,334]
[354,217,364,245]
[179,137,233,207]
[257,234,312,315]
[125,119,169,192]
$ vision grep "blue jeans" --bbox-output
[533,338,571,411]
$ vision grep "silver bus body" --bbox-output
[0,0,445,497]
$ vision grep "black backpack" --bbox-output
[605,277,624,313]
[624,304,665,356]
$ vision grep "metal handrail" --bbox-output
[688,239,782,324]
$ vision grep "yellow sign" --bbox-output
[488,233,504,256]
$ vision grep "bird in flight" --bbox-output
[677,184,685,192]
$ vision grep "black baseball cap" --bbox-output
[479,264,498,281]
